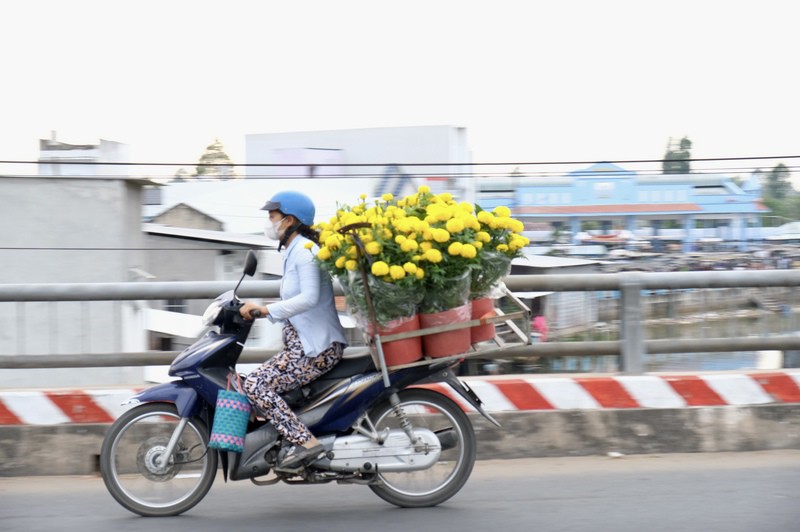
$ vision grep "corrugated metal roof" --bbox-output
[143,223,275,248]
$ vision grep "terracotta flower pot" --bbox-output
[419,304,471,358]
[374,315,424,366]
[470,297,496,343]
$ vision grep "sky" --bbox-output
[2,0,798,180]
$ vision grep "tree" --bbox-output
[764,163,791,200]
[662,136,692,174]
[194,139,236,180]
[172,168,190,182]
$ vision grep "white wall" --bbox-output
[0,176,148,388]
[245,125,474,209]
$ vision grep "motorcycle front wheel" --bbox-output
[99,402,217,517]
[367,388,476,507]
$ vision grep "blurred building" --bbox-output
[143,125,473,235]
[38,133,130,177]
[150,202,224,231]
[477,162,766,252]
[0,172,154,387]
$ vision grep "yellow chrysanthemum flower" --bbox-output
[446,217,465,233]
[418,185,430,194]
[403,262,417,274]
[494,206,511,218]
[335,256,346,269]
[317,247,332,261]
[401,239,419,252]
[389,265,406,280]
[345,260,358,271]
[477,211,494,225]
[371,261,390,276]
[476,231,491,243]
[325,235,340,249]
[448,241,464,256]
[424,249,443,263]
[435,209,452,222]
[304,241,314,250]
[415,268,425,280]
[460,243,477,259]
[432,228,451,243]
[365,241,382,255]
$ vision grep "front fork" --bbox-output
[156,417,190,472]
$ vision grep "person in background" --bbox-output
[532,314,548,343]
[239,191,347,469]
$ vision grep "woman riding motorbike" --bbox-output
[239,191,347,469]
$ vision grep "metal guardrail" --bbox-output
[2,270,800,373]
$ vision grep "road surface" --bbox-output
[1,451,797,532]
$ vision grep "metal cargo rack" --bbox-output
[338,221,531,389]
[372,286,532,370]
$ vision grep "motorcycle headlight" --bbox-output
[202,299,224,327]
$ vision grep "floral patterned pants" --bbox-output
[243,323,344,445]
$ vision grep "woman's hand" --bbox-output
[240,301,268,320]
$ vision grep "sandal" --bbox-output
[278,443,325,469]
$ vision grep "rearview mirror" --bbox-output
[243,250,258,277]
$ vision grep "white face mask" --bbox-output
[263,217,285,241]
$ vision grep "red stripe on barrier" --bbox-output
[750,373,800,403]
[663,376,727,406]
[0,401,22,425]
[575,378,639,408]
[45,391,115,424]
[490,380,555,410]
[414,383,471,411]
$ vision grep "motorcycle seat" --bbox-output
[322,353,376,380]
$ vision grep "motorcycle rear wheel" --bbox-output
[367,388,476,507]
[99,402,217,517]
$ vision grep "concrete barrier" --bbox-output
[1,371,799,476]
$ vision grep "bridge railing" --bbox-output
[2,270,800,374]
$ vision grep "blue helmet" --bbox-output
[261,191,315,226]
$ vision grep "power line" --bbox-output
[4,164,798,181]
[3,154,800,168]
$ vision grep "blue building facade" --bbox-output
[476,163,766,252]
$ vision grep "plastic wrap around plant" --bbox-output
[420,270,471,314]
[343,270,424,329]
[470,251,512,300]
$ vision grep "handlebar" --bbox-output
[249,309,262,319]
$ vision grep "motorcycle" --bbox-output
[100,250,500,517]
